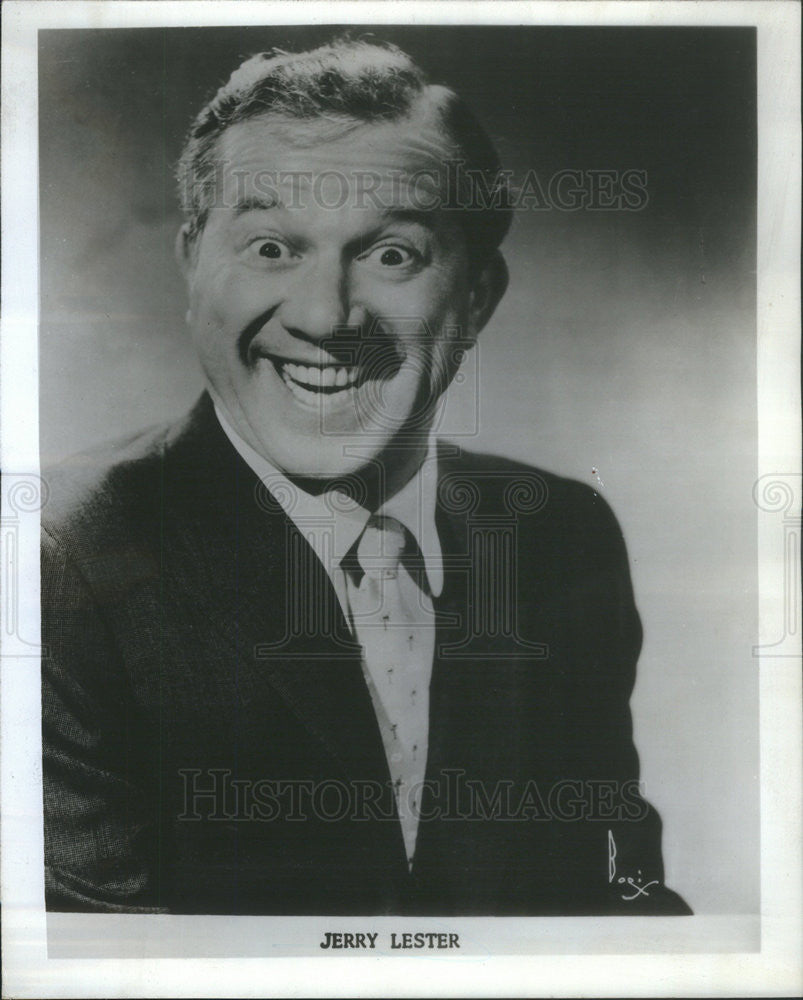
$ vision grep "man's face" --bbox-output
[180,106,501,479]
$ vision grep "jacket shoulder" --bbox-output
[439,442,621,528]
[42,421,172,550]
[41,394,222,585]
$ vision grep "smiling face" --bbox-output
[178,104,505,482]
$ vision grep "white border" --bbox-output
[2,2,800,996]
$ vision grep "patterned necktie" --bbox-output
[345,514,436,869]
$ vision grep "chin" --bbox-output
[260,432,389,481]
[229,375,430,480]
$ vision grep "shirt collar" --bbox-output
[213,404,443,598]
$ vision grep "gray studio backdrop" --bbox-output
[38,26,758,915]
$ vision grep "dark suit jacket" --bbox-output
[41,392,690,915]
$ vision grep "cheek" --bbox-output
[375,275,467,341]
[191,264,277,339]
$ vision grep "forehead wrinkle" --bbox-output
[213,115,458,233]
[223,170,444,224]
[388,129,458,164]
[230,194,439,230]
[377,206,438,230]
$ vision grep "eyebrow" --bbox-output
[233,194,282,217]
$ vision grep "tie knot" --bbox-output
[356,515,407,581]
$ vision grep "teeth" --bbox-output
[282,361,315,385]
[280,368,361,406]
[281,372,321,406]
[279,361,360,390]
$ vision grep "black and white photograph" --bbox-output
[1,1,800,997]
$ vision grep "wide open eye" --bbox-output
[361,243,419,269]
[240,234,300,267]
[255,238,292,261]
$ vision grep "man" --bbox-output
[41,38,690,915]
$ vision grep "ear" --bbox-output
[175,223,198,282]
[466,250,509,340]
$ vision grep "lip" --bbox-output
[260,351,362,384]
[254,353,365,412]
[260,342,403,381]
[256,346,410,420]
[256,351,343,368]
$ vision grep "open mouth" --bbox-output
[265,352,402,407]
[272,358,362,406]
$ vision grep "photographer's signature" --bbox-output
[608,829,659,900]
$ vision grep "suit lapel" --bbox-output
[161,395,395,787]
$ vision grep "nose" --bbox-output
[277,254,349,343]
